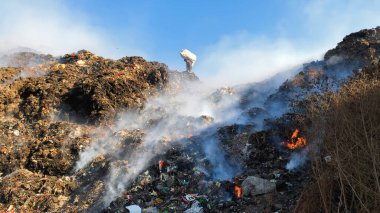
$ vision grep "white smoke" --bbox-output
[71,53,362,206]
[73,63,308,206]
[286,149,309,171]
[74,79,247,205]
[195,0,380,87]
[201,137,239,180]
[9,69,48,82]
[197,36,322,87]
[0,0,145,59]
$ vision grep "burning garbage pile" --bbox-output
[1,27,380,212]
[95,127,311,212]
[65,82,314,212]
[84,132,294,213]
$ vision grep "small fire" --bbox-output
[159,160,165,171]
[188,134,193,139]
[285,129,307,150]
[234,185,242,198]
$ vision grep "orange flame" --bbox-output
[286,129,307,150]
[291,129,299,139]
[159,160,165,171]
[235,186,242,198]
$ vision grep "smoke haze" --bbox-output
[0,0,145,59]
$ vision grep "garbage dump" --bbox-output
[1,27,379,212]
[0,49,309,212]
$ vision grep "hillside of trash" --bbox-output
[0,27,380,212]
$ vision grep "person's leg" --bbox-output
[185,59,192,72]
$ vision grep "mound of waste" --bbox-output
[0,27,380,212]
[0,50,170,123]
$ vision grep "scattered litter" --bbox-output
[184,201,203,213]
[13,130,20,136]
[126,205,142,213]
[324,155,332,163]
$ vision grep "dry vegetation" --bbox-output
[296,62,380,212]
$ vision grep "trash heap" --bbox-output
[0,169,76,212]
[96,126,311,213]
[0,50,170,212]
[1,27,380,212]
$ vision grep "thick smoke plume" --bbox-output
[73,49,360,206]
[74,68,297,205]
[75,79,240,205]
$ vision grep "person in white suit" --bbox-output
[180,49,197,73]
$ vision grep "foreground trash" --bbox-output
[184,201,203,213]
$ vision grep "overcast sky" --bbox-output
[1,0,379,86]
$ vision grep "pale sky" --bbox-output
[1,0,379,86]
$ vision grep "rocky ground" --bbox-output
[0,27,380,212]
